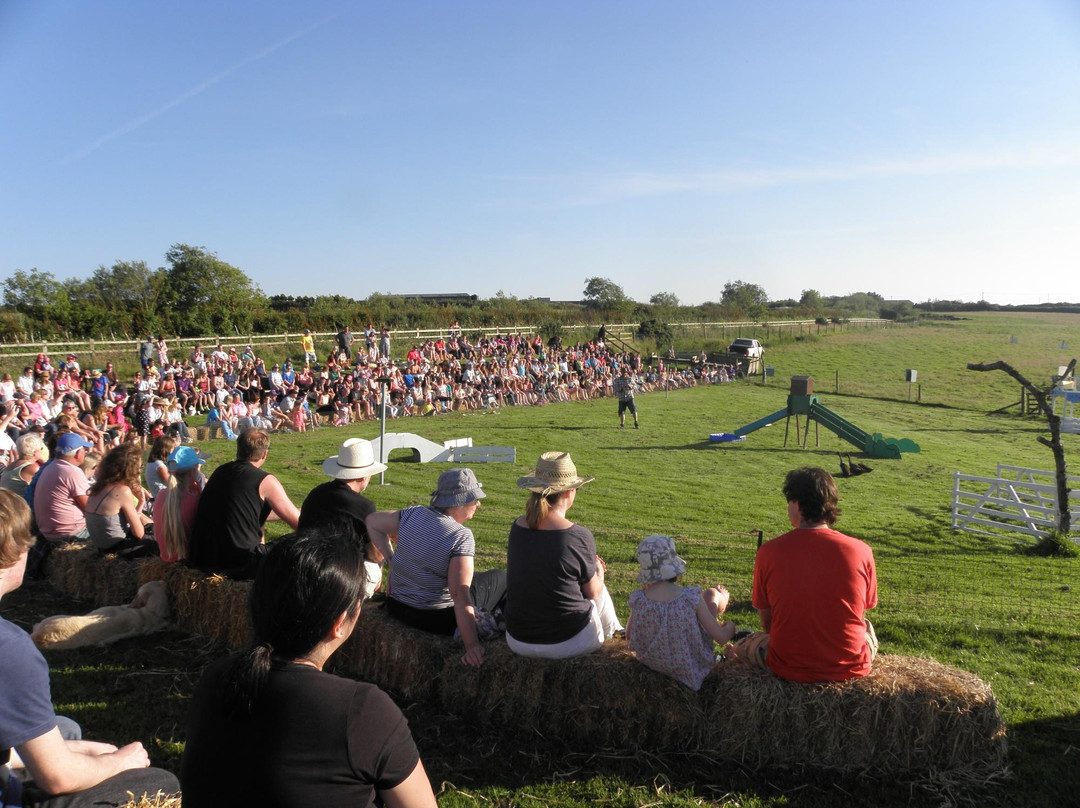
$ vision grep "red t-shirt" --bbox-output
[752,526,877,683]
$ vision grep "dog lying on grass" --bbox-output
[31,580,171,650]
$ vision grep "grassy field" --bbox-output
[5,311,1080,807]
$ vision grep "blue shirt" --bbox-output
[0,617,57,761]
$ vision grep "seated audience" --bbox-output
[366,468,506,668]
[504,452,622,659]
[152,446,206,563]
[726,467,878,682]
[188,429,300,579]
[1,433,47,497]
[144,435,177,501]
[298,438,387,600]
[0,489,179,807]
[180,529,437,808]
[83,443,157,559]
[32,433,93,544]
[627,534,736,690]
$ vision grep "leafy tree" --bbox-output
[721,280,768,308]
[649,291,680,308]
[721,280,768,319]
[2,269,70,331]
[799,289,823,312]
[161,244,266,336]
[637,317,674,349]
[86,260,165,334]
[583,277,630,311]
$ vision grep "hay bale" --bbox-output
[194,425,210,441]
[436,638,706,749]
[44,542,143,605]
[701,655,1006,779]
[333,606,1005,782]
[138,559,252,651]
[335,601,450,701]
[120,793,181,808]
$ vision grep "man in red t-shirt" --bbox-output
[728,467,878,682]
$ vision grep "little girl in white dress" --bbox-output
[627,535,737,690]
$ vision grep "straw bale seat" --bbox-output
[43,546,1007,782]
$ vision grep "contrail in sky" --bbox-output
[60,14,335,165]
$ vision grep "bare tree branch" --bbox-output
[968,359,1074,534]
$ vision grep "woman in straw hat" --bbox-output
[505,452,623,659]
[366,468,507,668]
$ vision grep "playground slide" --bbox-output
[732,408,789,438]
[809,403,875,454]
[810,403,919,459]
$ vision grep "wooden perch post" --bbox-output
[967,359,1076,535]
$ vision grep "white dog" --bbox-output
[31,580,171,650]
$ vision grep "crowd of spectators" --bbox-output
[0,329,741,456]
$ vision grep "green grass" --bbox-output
[7,311,1080,807]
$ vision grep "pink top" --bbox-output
[33,459,90,539]
[152,484,201,563]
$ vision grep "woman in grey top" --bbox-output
[366,468,506,669]
[85,443,158,558]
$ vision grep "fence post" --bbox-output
[835,370,839,393]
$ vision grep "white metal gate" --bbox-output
[951,464,1080,543]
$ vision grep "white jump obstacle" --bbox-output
[369,433,516,464]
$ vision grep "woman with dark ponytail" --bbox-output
[180,529,437,808]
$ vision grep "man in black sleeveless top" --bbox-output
[188,429,300,579]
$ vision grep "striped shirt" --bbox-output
[389,506,475,610]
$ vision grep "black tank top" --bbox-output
[189,460,270,574]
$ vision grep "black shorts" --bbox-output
[618,398,637,415]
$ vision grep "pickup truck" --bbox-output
[727,338,764,358]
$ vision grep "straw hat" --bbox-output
[517,451,594,495]
[322,438,387,480]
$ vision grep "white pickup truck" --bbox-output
[727,338,764,358]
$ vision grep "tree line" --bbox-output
[2,244,905,341]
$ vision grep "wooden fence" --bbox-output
[952,463,1080,543]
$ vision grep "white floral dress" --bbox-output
[628,586,717,690]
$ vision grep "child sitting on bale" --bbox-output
[626,535,737,690]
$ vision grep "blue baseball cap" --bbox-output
[167,446,208,472]
[56,432,93,454]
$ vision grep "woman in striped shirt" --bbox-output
[366,468,506,668]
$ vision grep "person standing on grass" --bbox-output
[301,329,317,365]
[725,467,879,682]
[0,489,180,807]
[612,365,639,429]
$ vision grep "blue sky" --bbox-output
[2,1,1079,306]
